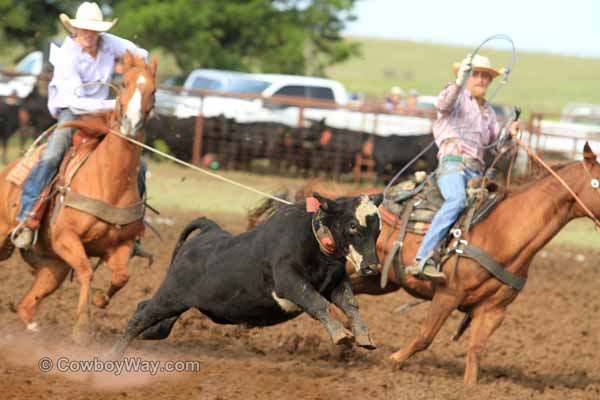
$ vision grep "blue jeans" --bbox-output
[415,161,481,260]
[18,109,147,222]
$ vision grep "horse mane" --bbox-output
[60,111,113,137]
[507,161,573,196]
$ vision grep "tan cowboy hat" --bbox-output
[452,54,502,79]
[60,2,117,33]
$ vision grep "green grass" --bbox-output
[327,37,600,115]
[549,219,599,250]
[144,159,366,216]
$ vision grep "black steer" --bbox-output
[111,193,383,356]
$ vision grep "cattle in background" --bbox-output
[111,194,383,356]
[372,133,438,181]
[302,119,367,178]
[145,115,199,162]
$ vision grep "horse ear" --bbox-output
[584,142,597,162]
[150,55,158,77]
[313,192,340,214]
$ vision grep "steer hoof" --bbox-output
[354,332,376,350]
[331,328,354,346]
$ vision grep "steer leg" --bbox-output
[273,267,353,345]
[110,282,189,357]
[330,274,375,349]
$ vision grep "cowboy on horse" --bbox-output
[11,1,148,249]
[405,54,520,284]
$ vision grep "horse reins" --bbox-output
[513,136,600,228]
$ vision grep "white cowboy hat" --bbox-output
[452,54,502,79]
[59,2,117,33]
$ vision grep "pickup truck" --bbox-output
[155,69,349,121]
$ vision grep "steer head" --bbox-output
[313,193,383,276]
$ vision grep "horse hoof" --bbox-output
[354,332,376,350]
[26,322,40,333]
[389,351,407,366]
[92,289,110,309]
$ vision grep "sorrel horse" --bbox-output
[248,143,600,384]
[0,52,157,343]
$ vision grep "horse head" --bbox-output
[575,142,600,220]
[116,51,157,137]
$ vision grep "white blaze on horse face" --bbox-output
[346,244,364,273]
[122,75,146,136]
[272,291,301,313]
[355,195,381,229]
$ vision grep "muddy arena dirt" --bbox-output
[1,211,599,400]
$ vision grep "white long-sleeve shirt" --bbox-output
[47,32,148,118]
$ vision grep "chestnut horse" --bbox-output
[248,143,600,384]
[0,52,157,343]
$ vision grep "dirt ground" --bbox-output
[1,210,599,400]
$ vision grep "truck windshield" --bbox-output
[222,78,270,94]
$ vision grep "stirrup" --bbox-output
[10,223,39,249]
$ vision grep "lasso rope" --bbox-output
[384,34,517,200]
[108,128,293,205]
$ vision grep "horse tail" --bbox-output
[170,217,220,265]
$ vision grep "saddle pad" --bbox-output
[6,133,101,188]
[6,145,46,187]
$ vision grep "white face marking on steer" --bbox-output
[272,292,301,313]
[346,244,364,273]
[355,195,381,229]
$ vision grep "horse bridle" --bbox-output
[571,160,600,228]
[580,160,600,203]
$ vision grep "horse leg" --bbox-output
[52,232,95,344]
[92,243,133,309]
[389,288,462,364]
[16,257,70,332]
[463,307,506,384]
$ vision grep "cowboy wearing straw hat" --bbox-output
[12,2,149,248]
[406,54,519,284]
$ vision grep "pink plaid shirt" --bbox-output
[432,83,499,166]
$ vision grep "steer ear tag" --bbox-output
[306,197,321,213]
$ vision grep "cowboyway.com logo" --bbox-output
[38,356,200,375]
